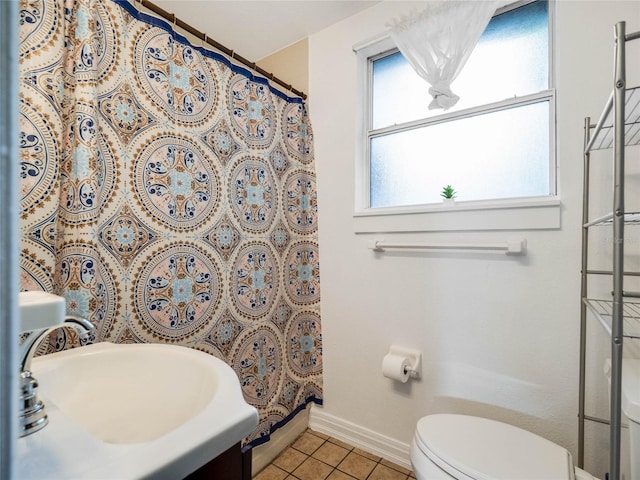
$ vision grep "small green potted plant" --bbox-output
[440,185,457,206]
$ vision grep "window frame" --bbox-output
[354,0,560,233]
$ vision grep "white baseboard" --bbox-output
[309,406,412,471]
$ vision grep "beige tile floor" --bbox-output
[253,429,416,480]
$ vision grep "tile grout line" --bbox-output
[257,429,414,480]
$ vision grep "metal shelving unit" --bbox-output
[578,21,640,480]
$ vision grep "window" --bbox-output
[355,0,558,232]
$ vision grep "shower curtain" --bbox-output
[18,0,322,448]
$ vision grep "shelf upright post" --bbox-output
[609,20,626,480]
[578,116,592,469]
[0,2,17,478]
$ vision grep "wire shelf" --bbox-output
[584,211,640,228]
[584,298,640,339]
[587,86,640,151]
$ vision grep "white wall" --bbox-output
[308,1,640,476]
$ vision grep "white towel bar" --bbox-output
[368,239,527,256]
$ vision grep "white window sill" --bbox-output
[353,196,561,233]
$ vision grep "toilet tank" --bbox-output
[620,359,640,480]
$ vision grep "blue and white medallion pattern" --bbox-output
[133,133,219,230]
[132,243,222,341]
[231,241,279,320]
[19,0,321,451]
[134,27,218,125]
[229,156,276,234]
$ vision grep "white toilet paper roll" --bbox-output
[382,354,410,383]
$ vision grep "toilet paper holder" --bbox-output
[385,345,422,380]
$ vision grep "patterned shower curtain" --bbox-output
[18,0,322,448]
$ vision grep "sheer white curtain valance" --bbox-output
[388,0,501,110]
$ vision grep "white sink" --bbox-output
[16,342,258,479]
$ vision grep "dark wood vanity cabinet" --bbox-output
[184,442,251,480]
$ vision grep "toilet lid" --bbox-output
[415,414,573,480]
[621,359,640,422]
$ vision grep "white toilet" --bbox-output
[410,359,640,480]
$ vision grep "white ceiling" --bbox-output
[151,1,380,61]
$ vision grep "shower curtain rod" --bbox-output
[133,0,307,100]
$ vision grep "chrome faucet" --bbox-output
[19,315,94,437]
